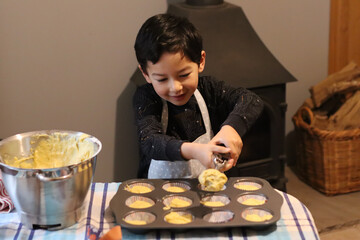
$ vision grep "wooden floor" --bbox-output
[285,166,360,239]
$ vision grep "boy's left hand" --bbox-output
[209,125,243,169]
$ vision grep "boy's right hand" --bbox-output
[180,142,231,169]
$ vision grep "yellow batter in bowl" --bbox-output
[7,133,94,169]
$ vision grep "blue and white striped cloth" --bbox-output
[0,182,320,240]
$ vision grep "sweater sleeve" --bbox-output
[133,84,185,162]
[199,76,264,138]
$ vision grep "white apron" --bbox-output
[148,89,213,179]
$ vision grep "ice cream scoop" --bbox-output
[213,152,230,170]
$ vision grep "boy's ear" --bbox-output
[198,50,206,73]
[138,65,152,84]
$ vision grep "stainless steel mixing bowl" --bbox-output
[0,130,102,230]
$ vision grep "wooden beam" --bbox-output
[329,0,360,74]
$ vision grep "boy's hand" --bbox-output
[180,142,230,169]
[209,125,243,168]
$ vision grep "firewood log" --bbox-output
[328,90,360,130]
[309,62,360,107]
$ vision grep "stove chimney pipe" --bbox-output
[186,0,223,6]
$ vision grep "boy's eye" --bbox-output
[156,78,167,82]
[179,73,190,78]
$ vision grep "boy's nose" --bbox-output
[169,79,183,93]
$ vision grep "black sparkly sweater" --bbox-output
[133,76,264,178]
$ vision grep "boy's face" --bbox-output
[140,51,206,106]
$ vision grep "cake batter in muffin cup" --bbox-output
[162,181,191,193]
[125,196,155,209]
[123,211,156,225]
[125,181,155,194]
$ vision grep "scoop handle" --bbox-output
[36,169,74,181]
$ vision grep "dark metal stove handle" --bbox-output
[279,102,288,114]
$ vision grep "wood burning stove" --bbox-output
[226,84,289,191]
[131,0,296,191]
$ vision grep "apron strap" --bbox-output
[161,89,212,137]
[161,99,168,134]
[194,89,212,139]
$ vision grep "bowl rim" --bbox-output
[0,129,102,171]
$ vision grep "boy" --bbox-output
[133,13,264,179]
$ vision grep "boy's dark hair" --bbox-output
[134,13,203,74]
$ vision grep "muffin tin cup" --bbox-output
[237,193,268,206]
[203,210,235,223]
[162,181,191,193]
[124,181,155,194]
[110,177,283,233]
[125,196,155,209]
[200,194,230,207]
[162,195,193,209]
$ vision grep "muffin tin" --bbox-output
[109,177,283,232]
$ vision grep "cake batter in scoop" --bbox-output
[198,169,228,191]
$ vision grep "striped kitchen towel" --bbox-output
[0,182,120,240]
[0,172,14,213]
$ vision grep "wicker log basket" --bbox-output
[292,100,360,195]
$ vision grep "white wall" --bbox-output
[0,0,329,181]
[0,0,168,182]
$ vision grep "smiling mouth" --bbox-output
[172,93,185,98]
[173,93,186,99]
